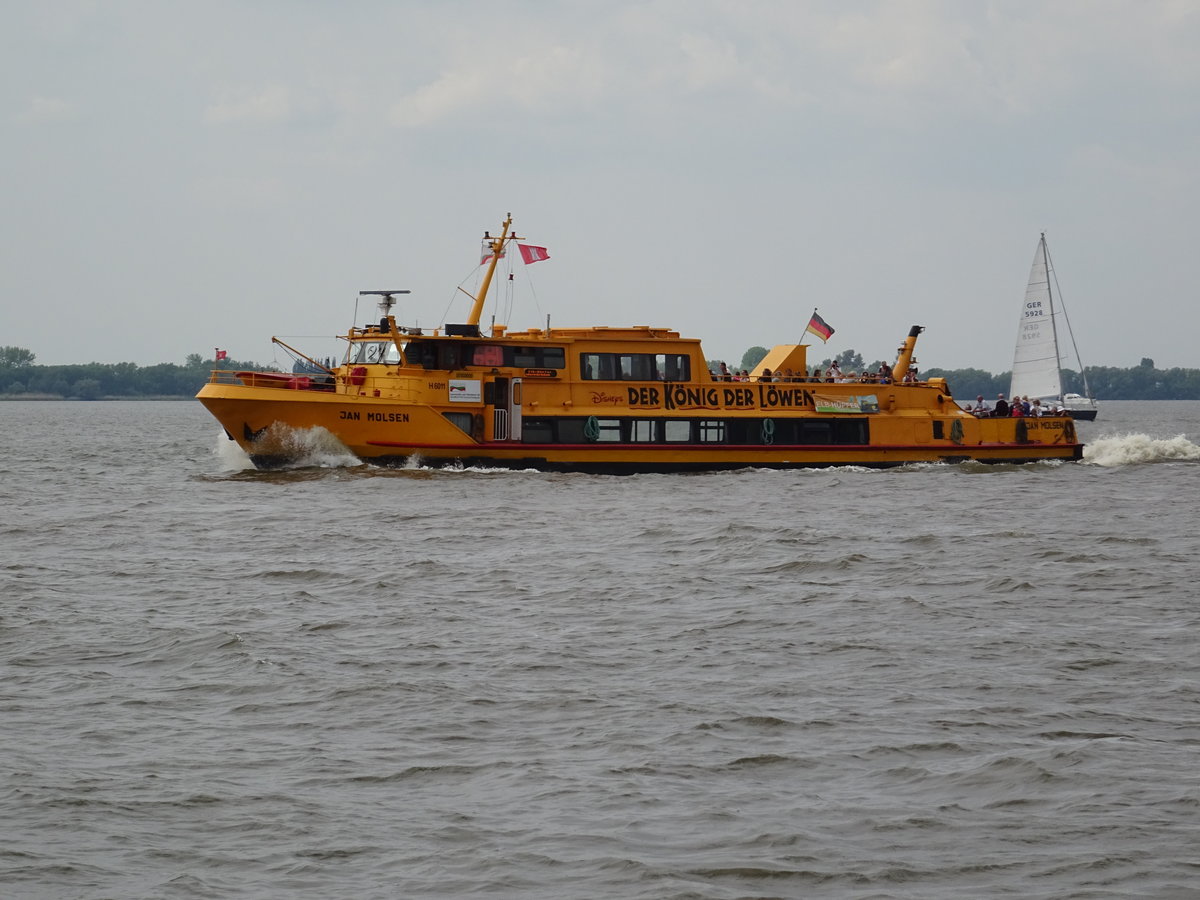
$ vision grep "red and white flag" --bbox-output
[215,348,228,360]
[518,244,550,265]
[480,240,506,265]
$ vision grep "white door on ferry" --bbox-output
[509,377,522,440]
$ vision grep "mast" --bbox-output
[467,214,513,328]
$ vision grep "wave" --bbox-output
[210,426,360,472]
[1082,432,1200,467]
[212,431,255,471]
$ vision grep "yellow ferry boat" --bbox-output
[197,215,1083,472]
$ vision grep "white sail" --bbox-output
[1010,235,1063,401]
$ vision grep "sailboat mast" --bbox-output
[1041,233,1065,399]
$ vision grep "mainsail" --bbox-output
[1010,235,1064,401]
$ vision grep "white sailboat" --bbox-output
[1010,233,1098,421]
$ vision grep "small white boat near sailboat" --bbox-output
[1010,233,1098,421]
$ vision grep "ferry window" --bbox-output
[504,346,565,369]
[558,419,586,443]
[631,420,655,442]
[439,344,463,369]
[580,353,616,380]
[523,419,554,443]
[594,419,621,442]
[799,421,832,444]
[442,412,473,434]
[353,341,395,364]
[699,420,726,443]
[771,420,798,444]
[406,340,437,369]
[833,419,868,444]
[726,420,753,443]
[473,345,504,367]
[655,354,690,381]
[664,420,691,442]
[625,355,654,381]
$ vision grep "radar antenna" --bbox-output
[359,289,411,317]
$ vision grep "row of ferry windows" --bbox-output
[520,417,868,445]
[350,341,691,382]
[402,341,567,370]
[350,340,568,369]
[579,353,690,382]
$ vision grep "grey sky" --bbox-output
[3,1,1197,373]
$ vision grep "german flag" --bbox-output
[805,311,834,343]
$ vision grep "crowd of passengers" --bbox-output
[963,394,1069,417]
[708,361,1070,417]
[709,360,918,384]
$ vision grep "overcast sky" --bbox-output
[3,1,1197,373]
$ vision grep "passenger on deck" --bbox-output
[972,395,990,414]
[717,362,731,381]
[993,394,1010,417]
[759,368,774,382]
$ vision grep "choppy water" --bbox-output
[2,400,1199,899]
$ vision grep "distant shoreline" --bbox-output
[0,394,194,401]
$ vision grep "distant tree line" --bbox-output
[0,347,276,399]
[3,343,1199,400]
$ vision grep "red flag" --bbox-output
[518,244,550,265]
[215,349,228,360]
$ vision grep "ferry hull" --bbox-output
[198,381,1083,473]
